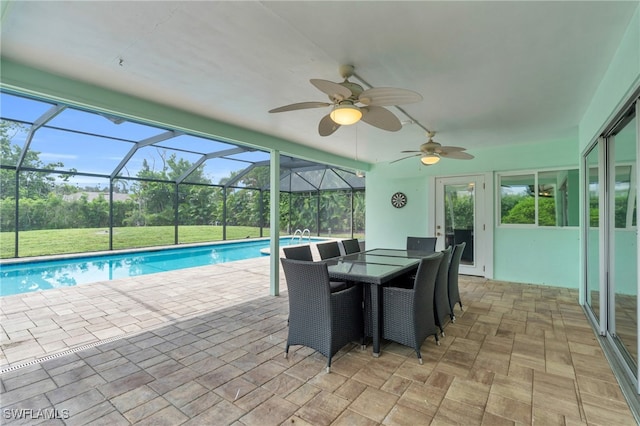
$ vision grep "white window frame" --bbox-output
[497,166,579,228]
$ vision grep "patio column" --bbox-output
[270,149,280,296]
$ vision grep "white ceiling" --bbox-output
[1,1,636,164]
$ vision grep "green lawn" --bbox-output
[1,227,365,259]
[0,226,271,258]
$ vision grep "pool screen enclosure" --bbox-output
[0,91,365,259]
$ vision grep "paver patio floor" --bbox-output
[0,256,636,424]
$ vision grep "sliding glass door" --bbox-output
[611,111,638,370]
[585,144,602,324]
[584,97,639,392]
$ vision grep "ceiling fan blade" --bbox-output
[441,150,474,160]
[318,114,340,136]
[310,79,352,101]
[435,145,467,153]
[390,154,420,164]
[269,101,331,113]
[400,150,421,153]
[360,106,402,131]
[358,87,423,106]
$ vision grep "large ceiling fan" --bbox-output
[392,132,474,165]
[269,65,422,136]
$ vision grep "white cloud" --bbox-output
[39,153,78,160]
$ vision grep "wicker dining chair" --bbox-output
[434,246,453,336]
[448,242,466,321]
[283,245,313,261]
[282,245,346,292]
[341,238,361,255]
[401,236,438,284]
[317,241,342,259]
[406,236,437,252]
[382,252,444,364]
[281,258,363,372]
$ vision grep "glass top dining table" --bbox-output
[324,248,436,356]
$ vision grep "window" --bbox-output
[500,174,535,225]
[499,169,579,227]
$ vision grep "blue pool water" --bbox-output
[0,238,323,296]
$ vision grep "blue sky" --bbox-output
[2,92,271,188]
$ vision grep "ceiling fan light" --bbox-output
[330,103,362,125]
[421,153,440,165]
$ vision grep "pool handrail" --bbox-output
[291,229,311,244]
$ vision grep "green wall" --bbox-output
[579,7,640,150]
[366,172,431,250]
[367,136,581,287]
[494,227,580,286]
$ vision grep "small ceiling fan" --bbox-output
[269,64,422,136]
[392,132,474,165]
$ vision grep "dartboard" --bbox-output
[391,192,407,208]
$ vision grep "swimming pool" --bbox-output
[0,237,324,296]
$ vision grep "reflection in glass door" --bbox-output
[585,145,601,324]
[435,176,485,276]
[584,98,638,399]
[611,113,638,369]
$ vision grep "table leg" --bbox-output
[370,283,382,356]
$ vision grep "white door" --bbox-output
[434,175,487,276]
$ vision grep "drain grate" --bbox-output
[0,307,216,375]
[1,334,132,374]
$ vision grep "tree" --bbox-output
[538,197,557,226]
[0,120,65,200]
[447,193,474,230]
[501,195,558,226]
[1,125,365,240]
[320,190,351,234]
[352,191,365,233]
[502,196,535,224]
[128,150,217,226]
[290,192,319,233]
[240,167,270,189]
[218,166,270,188]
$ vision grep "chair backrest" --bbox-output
[436,246,453,290]
[317,241,342,260]
[406,236,437,252]
[449,242,466,286]
[413,253,444,319]
[283,245,313,261]
[280,258,331,319]
[434,246,453,326]
[341,238,361,255]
